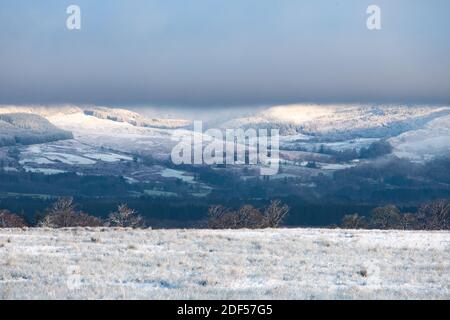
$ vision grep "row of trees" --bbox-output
[341,199,450,230]
[1,197,448,230]
[0,198,290,230]
[207,200,289,229]
[316,140,393,162]
[0,198,144,228]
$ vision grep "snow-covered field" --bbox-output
[0,228,448,300]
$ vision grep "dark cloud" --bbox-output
[1,0,449,107]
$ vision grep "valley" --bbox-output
[0,104,449,227]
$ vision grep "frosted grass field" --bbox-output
[0,228,449,299]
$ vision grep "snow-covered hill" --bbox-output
[223,104,450,139]
[0,113,73,147]
[47,104,450,162]
[47,111,177,159]
[389,114,450,161]
[1,104,449,170]
[0,105,190,158]
[83,107,191,129]
[0,228,448,299]
[0,105,191,129]
[0,105,82,117]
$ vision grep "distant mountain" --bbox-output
[0,113,73,146]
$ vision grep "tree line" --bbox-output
[341,199,449,230]
[0,197,448,230]
[0,197,145,228]
[0,198,290,229]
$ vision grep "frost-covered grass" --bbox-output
[0,228,448,300]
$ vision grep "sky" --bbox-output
[0,0,450,108]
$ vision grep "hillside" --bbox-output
[0,104,448,210]
[0,105,191,130]
[0,113,73,147]
[0,228,448,299]
[223,104,450,139]
[389,114,450,161]
[83,107,191,129]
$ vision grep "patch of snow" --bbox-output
[19,157,54,165]
[124,176,139,184]
[160,168,195,183]
[84,153,133,162]
[23,167,67,175]
[319,163,356,170]
[26,145,42,153]
[144,190,178,197]
[44,153,96,165]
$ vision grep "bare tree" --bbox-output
[107,204,144,228]
[418,199,450,230]
[74,212,103,228]
[341,214,368,229]
[40,197,102,228]
[400,213,420,230]
[207,205,231,229]
[0,210,28,228]
[236,205,266,229]
[263,200,289,228]
[208,204,263,229]
[207,201,289,229]
[369,205,402,229]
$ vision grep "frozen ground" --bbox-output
[0,228,449,300]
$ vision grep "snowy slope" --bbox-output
[389,115,450,161]
[47,112,177,159]
[0,105,191,129]
[0,106,191,159]
[223,104,450,139]
[48,110,243,161]
[83,107,191,129]
[2,104,450,164]
[0,113,73,146]
[0,228,448,299]
[0,105,82,117]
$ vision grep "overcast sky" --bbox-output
[1,0,449,107]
